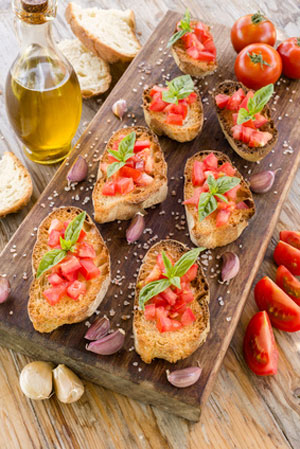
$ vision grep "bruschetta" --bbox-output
[133,239,210,364]
[183,151,255,248]
[92,126,168,223]
[143,75,203,142]
[214,80,278,162]
[28,207,110,333]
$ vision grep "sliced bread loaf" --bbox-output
[133,239,210,364]
[65,3,141,63]
[58,38,111,98]
[0,152,32,218]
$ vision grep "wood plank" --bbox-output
[0,9,299,424]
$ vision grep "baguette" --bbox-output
[65,2,141,63]
[171,21,217,78]
[28,207,110,333]
[214,80,278,162]
[184,151,255,249]
[92,126,168,223]
[0,152,33,218]
[133,239,210,364]
[143,86,203,142]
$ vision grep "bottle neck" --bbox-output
[15,18,53,50]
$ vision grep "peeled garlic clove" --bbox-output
[167,367,202,388]
[84,316,110,341]
[221,251,240,282]
[0,278,11,303]
[249,169,279,193]
[86,329,125,355]
[67,156,88,184]
[112,99,127,120]
[53,364,84,404]
[126,213,145,244]
[20,361,54,400]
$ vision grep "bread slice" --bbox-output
[171,21,217,78]
[92,126,168,223]
[184,151,255,249]
[143,86,203,142]
[65,2,141,63]
[0,152,33,218]
[58,38,111,98]
[213,80,278,162]
[133,239,210,364]
[28,207,111,333]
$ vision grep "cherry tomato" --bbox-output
[280,230,300,250]
[276,265,300,307]
[273,240,300,275]
[277,38,300,79]
[235,43,282,89]
[254,276,300,332]
[231,12,276,53]
[243,311,278,376]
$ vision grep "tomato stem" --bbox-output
[297,37,300,47]
[247,51,271,68]
[251,11,266,24]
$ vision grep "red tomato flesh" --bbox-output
[60,256,81,276]
[274,240,300,275]
[67,280,86,300]
[280,230,300,250]
[276,265,300,307]
[78,242,96,259]
[80,259,100,280]
[43,283,68,306]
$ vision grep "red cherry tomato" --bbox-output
[243,311,278,376]
[235,43,282,89]
[277,38,300,79]
[280,230,300,250]
[274,240,300,276]
[276,265,300,307]
[231,12,276,53]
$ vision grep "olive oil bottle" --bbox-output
[5,0,82,164]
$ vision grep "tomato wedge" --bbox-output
[243,311,278,376]
[273,240,300,275]
[276,265,300,307]
[280,230,300,250]
[254,276,300,332]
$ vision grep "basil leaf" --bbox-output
[139,278,171,309]
[215,176,240,194]
[237,107,252,125]
[64,211,86,246]
[198,193,217,222]
[108,149,122,161]
[214,193,228,203]
[60,237,72,251]
[36,249,66,279]
[251,83,274,113]
[170,276,181,290]
[162,251,173,277]
[247,96,255,113]
[161,89,178,104]
[162,75,194,104]
[166,9,191,48]
[183,8,191,25]
[206,174,217,193]
[107,161,125,178]
[167,29,188,48]
[118,132,136,160]
[172,247,204,278]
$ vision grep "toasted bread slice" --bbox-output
[214,80,278,162]
[65,2,141,63]
[0,152,33,218]
[171,21,217,78]
[143,86,203,142]
[133,239,210,364]
[28,207,110,333]
[184,151,255,249]
[58,38,111,98]
[92,126,168,223]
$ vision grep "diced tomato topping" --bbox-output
[218,162,236,177]
[144,155,154,175]
[102,182,116,196]
[225,184,240,201]
[119,166,142,182]
[192,161,205,186]
[67,280,86,300]
[161,287,177,306]
[60,256,81,276]
[77,229,87,243]
[216,209,231,227]
[165,113,184,125]
[165,102,188,119]
[249,131,272,148]
[181,308,196,326]
[49,219,64,233]
[215,94,230,109]
[181,264,198,283]
[133,140,151,152]
[115,177,135,194]
[203,38,216,55]
[48,230,62,248]
[78,242,96,259]
[153,295,169,308]
[156,253,166,272]
[236,201,249,210]
[144,303,156,321]
[203,153,218,170]
[144,264,161,284]
[149,92,167,111]
[80,259,100,280]
[180,290,194,304]
[48,273,64,286]
[149,85,167,96]
[185,92,197,104]
[183,187,203,206]
[253,113,268,128]
[62,269,78,282]
[136,173,153,186]
[43,283,68,306]
[194,22,211,42]
[227,88,245,111]
[239,91,254,110]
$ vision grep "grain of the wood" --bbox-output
[0,0,299,448]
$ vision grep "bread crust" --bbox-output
[184,151,255,249]
[0,152,33,218]
[171,21,217,78]
[28,207,111,333]
[213,80,278,162]
[143,86,203,142]
[92,126,168,223]
[65,3,141,63]
[133,239,210,364]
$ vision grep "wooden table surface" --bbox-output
[0,0,299,448]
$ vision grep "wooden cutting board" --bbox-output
[0,11,299,422]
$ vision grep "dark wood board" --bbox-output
[0,11,299,421]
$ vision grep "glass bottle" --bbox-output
[5,0,82,164]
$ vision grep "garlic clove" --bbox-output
[126,213,145,244]
[112,99,127,120]
[221,252,240,282]
[86,329,125,355]
[0,278,11,303]
[249,169,280,194]
[166,367,202,388]
[84,316,110,341]
[53,364,84,404]
[67,155,88,184]
[19,361,54,400]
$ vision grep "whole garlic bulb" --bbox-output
[53,364,84,403]
[19,361,54,400]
